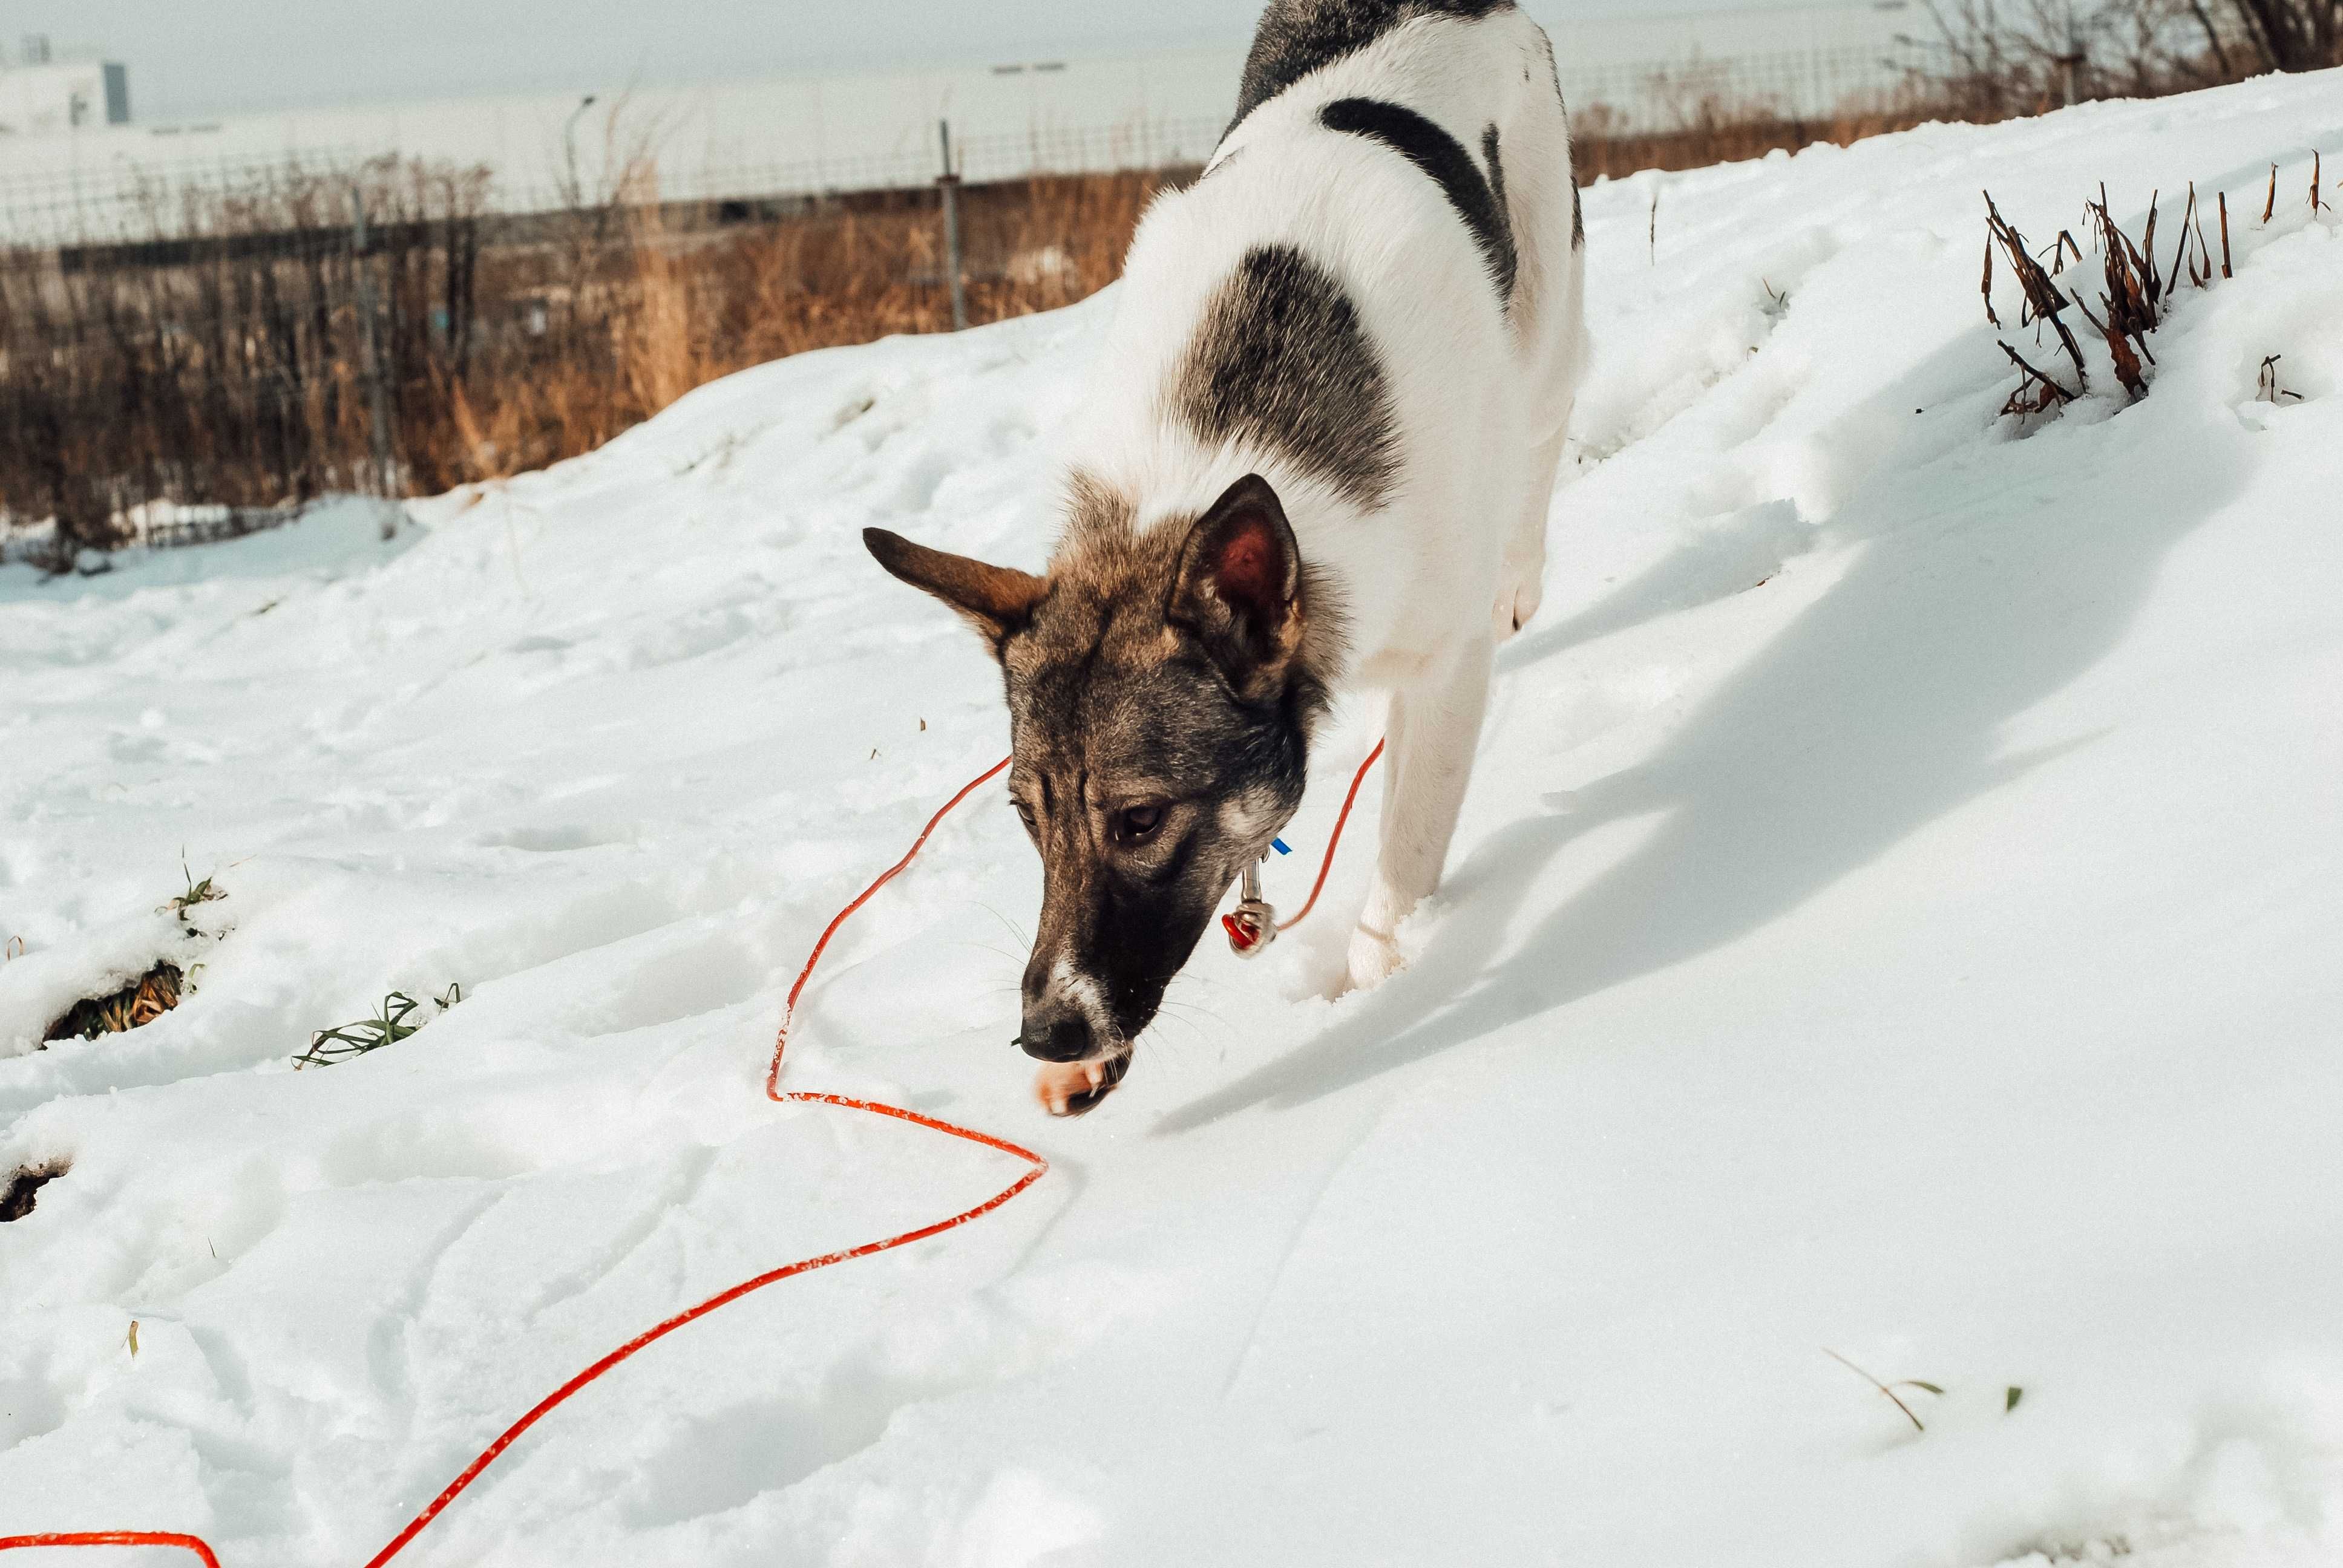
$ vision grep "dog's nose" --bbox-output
[1018,1006,1093,1062]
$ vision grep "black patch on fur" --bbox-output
[1227,0,1516,134]
[1320,97,1517,303]
[1572,178,1585,249]
[1483,122,1513,271]
[1175,245,1400,511]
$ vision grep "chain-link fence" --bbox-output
[0,160,498,545]
[0,117,1227,252]
[0,28,1927,252]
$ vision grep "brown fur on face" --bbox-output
[864,472,1347,1085]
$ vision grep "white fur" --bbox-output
[1058,8,1587,989]
[1051,956,1118,1050]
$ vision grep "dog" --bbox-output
[865,0,1586,1116]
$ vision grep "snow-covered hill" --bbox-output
[4,70,2342,1568]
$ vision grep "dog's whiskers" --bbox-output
[975,901,1034,952]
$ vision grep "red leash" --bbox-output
[3,744,1378,1564]
[0,1537,220,1567]
[1276,739,1384,933]
[359,758,1047,1568]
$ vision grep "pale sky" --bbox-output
[10,0,1856,121]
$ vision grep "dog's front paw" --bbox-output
[1344,923,1405,993]
[1495,570,1544,642]
[1034,1055,1129,1117]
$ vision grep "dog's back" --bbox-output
[1227,0,1580,342]
[1064,0,1583,669]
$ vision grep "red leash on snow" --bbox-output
[1,745,1379,1566]
[0,1536,222,1568]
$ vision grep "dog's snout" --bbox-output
[1020,950,1108,1062]
[1019,1007,1094,1062]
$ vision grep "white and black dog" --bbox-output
[867,0,1585,1115]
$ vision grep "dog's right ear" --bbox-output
[863,528,1046,654]
[1169,474,1305,699]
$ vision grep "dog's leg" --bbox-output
[1348,635,1494,990]
[1495,425,1567,641]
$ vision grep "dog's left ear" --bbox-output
[863,527,1046,656]
[1170,474,1305,697]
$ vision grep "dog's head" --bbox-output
[865,474,1332,1090]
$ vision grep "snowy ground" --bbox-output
[5,71,2343,1568]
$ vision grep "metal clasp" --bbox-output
[1221,861,1278,958]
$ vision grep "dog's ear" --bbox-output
[863,528,1046,653]
[1169,474,1305,696]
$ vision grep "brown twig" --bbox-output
[2263,163,2278,224]
[2218,191,2232,279]
[2169,185,2198,289]
[1984,191,2088,387]
[2315,152,2327,215]
[1824,1348,1927,1433]
[2259,354,2304,403]
[2085,188,2157,397]
[2036,229,2083,275]
[1999,342,2079,414]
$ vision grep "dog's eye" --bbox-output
[1110,804,1166,847]
[1012,799,1040,844]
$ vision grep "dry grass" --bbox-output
[1570,99,1951,181]
[42,962,185,1044]
[0,163,1176,555]
[1981,154,2333,420]
[435,170,1173,493]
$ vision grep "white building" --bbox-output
[0,46,132,140]
[0,4,1925,249]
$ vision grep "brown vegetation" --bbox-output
[42,962,186,1044]
[1982,151,2330,420]
[1570,101,1947,180]
[1,1160,68,1223]
[1921,0,2339,116]
[0,163,1176,556]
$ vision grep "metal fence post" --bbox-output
[937,119,967,332]
[349,182,396,497]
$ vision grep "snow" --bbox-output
[6,70,2343,1568]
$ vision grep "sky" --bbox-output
[8,0,1860,121]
